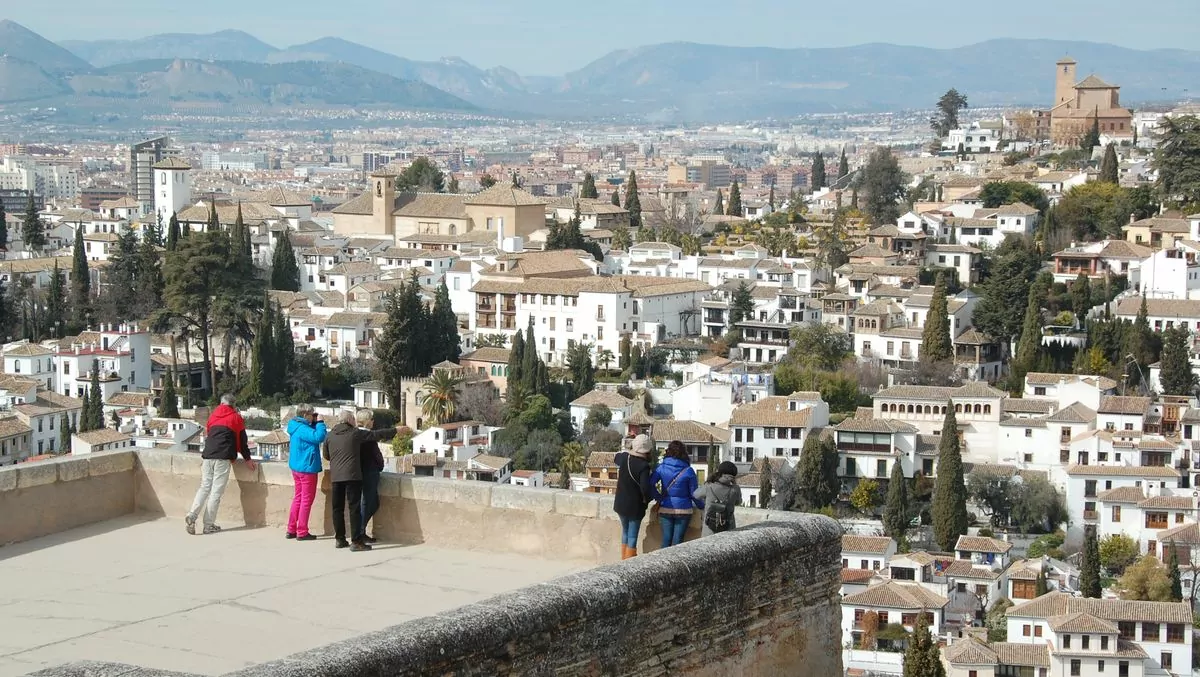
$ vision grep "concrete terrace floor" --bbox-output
[0,516,590,676]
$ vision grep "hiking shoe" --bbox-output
[335,539,350,549]
[185,515,196,535]
[296,534,317,542]
[350,541,372,552]
[362,535,377,544]
[202,524,221,535]
[285,532,296,540]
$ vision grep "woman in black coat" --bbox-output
[613,433,654,559]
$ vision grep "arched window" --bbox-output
[983,404,991,414]
[955,404,962,413]
[973,404,982,414]
[907,405,914,414]
[923,405,931,414]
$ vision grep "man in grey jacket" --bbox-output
[323,410,396,551]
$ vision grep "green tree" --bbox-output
[58,413,71,453]
[794,432,839,511]
[1070,273,1092,317]
[625,171,642,229]
[394,157,445,192]
[1159,325,1197,395]
[68,226,91,334]
[986,598,1013,641]
[1035,568,1049,597]
[1099,143,1119,183]
[79,389,91,433]
[854,147,907,225]
[160,369,180,418]
[421,370,462,425]
[850,479,880,514]
[973,236,1043,342]
[922,273,953,363]
[245,297,275,400]
[166,212,181,252]
[105,225,140,321]
[21,195,45,252]
[507,330,526,399]
[1081,111,1101,150]
[785,320,852,372]
[584,404,612,428]
[1100,533,1140,575]
[768,184,775,210]
[930,88,969,138]
[931,405,968,552]
[87,360,103,431]
[1080,530,1102,598]
[567,341,595,397]
[1155,115,1200,209]
[1055,181,1140,240]
[1117,555,1174,601]
[270,228,301,291]
[0,201,7,250]
[978,181,1050,215]
[902,612,945,677]
[581,172,598,199]
[479,174,497,189]
[759,469,773,507]
[714,189,724,216]
[429,280,461,365]
[374,275,431,409]
[46,261,65,339]
[727,180,742,217]
[882,460,909,541]
[447,176,459,194]
[559,441,585,475]
[162,228,231,397]
[611,190,620,206]
[1013,277,1048,375]
[729,281,754,327]
[611,226,631,251]
[517,394,555,431]
[837,148,849,183]
[811,153,826,190]
[134,233,164,320]
[1169,542,1183,602]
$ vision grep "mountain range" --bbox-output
[5,20,1200,121]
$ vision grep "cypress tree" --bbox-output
[166,212,181,251]
[273,301,294,385]
[625,171,642,229]
[1035,566,1049,596]
[21,194,45,252]
[1014,276,1048,374]
[229,203,252,273]
[727,180,742,217]
[507,329,525,398]
[205,201,219,233]
[69,226,91,333]
[161,369,180,418]
[430,280,461,365]
[882,459,909,542]
[1080,530,1102,598]
[1169,541,1183,601]
[46,261,66,339]
[1071,273,1092,318]
[902,611,944,677]
[811,152,827,190]
[1099,143,1119,183]
[714,189,724,216]
[837,148,849,183]
[611,190,620,206]
[247,297,275,400]
[1160,326,1198,395]
[79,389,91,433]
[794,433,838,511]
[87,360,104,431]
[768,184,775,210]
[521,317,539,390]
[0,201,7,250]
[58,413,70,453]
[921,273,953,363]
[270,228,301,291]
[1081,111,1101,150]
[931,404,968,552]
[581,172,598,199]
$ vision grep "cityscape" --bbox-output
[2,3,1200,675]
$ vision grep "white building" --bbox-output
[71,428,134,455]
[728,393,830,471]
[841,581,949,648]
[151,157,192,226]
[569,389,636,433]
[410,420,500,461]
[944,121,1004,154]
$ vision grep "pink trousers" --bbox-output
[287,471,319,537]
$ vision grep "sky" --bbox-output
[10,0,1200,75]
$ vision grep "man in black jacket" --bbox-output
[323,410,396,551]
[186,394,255,535]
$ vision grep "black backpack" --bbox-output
[705,486,735,533]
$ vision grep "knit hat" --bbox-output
[629,434,652,457]
[718,461,738,477]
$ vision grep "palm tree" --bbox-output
[504,382,531,423]
[559,441,585,475]
[421,370,462,425]
[597,349,615,376]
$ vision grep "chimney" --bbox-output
[1130,213,1136,224]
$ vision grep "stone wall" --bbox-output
[0,451,135,546]
[21,449,843,677]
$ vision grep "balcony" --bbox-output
[501,303,517,314]
[1146,520,1169,530]
[476,313,497,329]
[838,443,892,454]
[476,298,495,311]
[1083,510,1099,521]
[0,449,842,677]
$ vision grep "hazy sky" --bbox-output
[11,0,1200,74]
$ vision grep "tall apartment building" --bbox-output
[200,151,267,172]
[130,137,180,215]
[0,157,79,201]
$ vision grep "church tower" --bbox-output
[1055,56,1077,109]
[371,171,395,235]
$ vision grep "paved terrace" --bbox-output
[0,449,842,677]
[0,517,584,676]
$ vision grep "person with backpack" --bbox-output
[650,440,701,549]
[695,461,742,537]
[613,434,654,560]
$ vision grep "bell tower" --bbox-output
[1055,56,1077,109]
[371,171,395,235]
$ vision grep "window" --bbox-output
[1161,652,1172,670]
[1101,636,1109,650]
[1118,661,1128,677]
[1142,622,1159,642]
[877,460,887,477]
[764,428,775,439]
[1082,635,1090,650]
[1118,622,1135,640]
[1022,624,1031,637]
[1034,625,1042,637]
[1063,634,1071,649]
[1034,387,1046,395]
[1025,428,1032,438]
[1070,659,1080,676]
[1112,505,1121,522]
[1167,623,1185,643]
[1097,660,1104,673]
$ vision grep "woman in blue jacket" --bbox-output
[286,404,328,541]
[650,440,701,548]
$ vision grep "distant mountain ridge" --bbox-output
[8,20,1200,121]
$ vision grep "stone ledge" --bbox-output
[27,660,202,676]
[88,451,135,477]
[17,462,58,489]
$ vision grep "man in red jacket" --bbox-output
[186,394,256,535]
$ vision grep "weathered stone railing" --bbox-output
[11,449,842,677]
